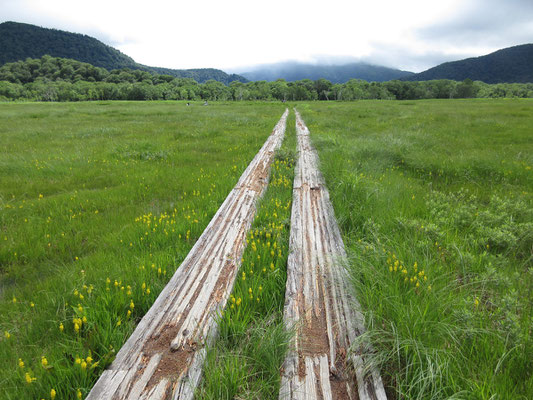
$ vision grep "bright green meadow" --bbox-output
[0,99,531,400]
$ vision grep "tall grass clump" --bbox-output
[198,113,297,399]
[300,99,532,399]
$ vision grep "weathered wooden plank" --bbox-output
[87,109,288,400]
[279,110,387,400]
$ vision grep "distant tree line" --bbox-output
[1,56,532,102]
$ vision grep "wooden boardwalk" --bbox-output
[279,111,387,400]
[87,109,288,400]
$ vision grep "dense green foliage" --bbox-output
[300,100,533,399]
[0,22,247,84]
[1,56,533,102]
[405,44,533,83]
[0,101,286,399]
[240,61,413,83]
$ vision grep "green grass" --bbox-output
[298,99,533,400]
[0,101,287,399]
[198,113,296,399]
[2,99,531,400]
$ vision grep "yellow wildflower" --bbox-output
[25,372,36,384]
[18,358,24,368]
[41,356,48,368]
[51,389,56,399]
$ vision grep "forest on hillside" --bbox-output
[405,44,533,83]
[0,22,247,84]
[0,21,137,70]
[1,56,532,101]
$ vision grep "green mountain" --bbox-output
[0,21,137,70]
[404,44,533,83]
[239,61,414,83]
[0,21,246,84]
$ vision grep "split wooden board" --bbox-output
[87,109,288,400]
[279,111,387,400]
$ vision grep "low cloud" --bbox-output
[416,0,533,48]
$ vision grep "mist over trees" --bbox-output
[1,56,532,102]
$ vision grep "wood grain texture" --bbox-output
[279,110,387,400]
[87,109,288,400]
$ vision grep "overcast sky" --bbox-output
[2,0,533,72]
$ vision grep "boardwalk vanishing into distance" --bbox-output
[87,108,385,399]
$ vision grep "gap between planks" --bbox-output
[87,109,288,400]
[279,110,387,400]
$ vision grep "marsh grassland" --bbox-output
[0,99,531,399]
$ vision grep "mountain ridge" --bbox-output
[403,44,533,83]
[0,21,247,84]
